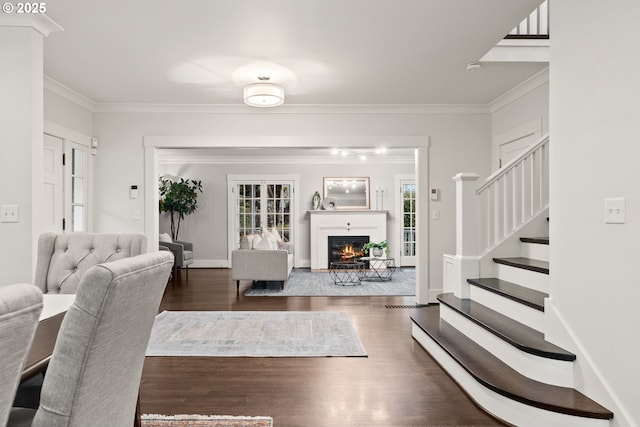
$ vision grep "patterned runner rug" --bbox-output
[141,414,272,427]
[244,268,415,296]
[146,311,367,357]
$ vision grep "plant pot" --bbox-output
[372,248,384,257]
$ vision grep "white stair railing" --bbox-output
[445,134,549,299]
[507,0,549,38]
[476,134,549,255]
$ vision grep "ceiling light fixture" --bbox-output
[330,148,383,160]
[244,76,284,107]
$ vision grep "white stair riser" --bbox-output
[496,264,549,293]
[439,304,574,387]
[470,285,544,332]
[411,324,609,427]
[521,242,549,262]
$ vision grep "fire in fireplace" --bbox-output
[327,236,369,267]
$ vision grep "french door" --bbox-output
[399,179,416,266]
[65,141,89,232]
[228,176,296,254]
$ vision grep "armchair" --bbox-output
[158,235,193,277]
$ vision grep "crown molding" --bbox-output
[0,13,63,36]
[488,67,549,113]
[94,103,489,115]
[44,76,96,112]
[159,155,415,165]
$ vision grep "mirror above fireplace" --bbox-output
[323,177,370,210]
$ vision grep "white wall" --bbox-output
[0,27,43,285]
[159,159,411,266]
[44,89,93,137]
[92,109,492,293]
[547,1,640,425]
[490,69,549,170]
[491,71,549,137]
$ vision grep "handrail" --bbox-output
[477,133,549,194]
[447,134,549,296]
[475,134,549,254]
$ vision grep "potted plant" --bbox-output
[363,240,389,257]
[159,176,203,240]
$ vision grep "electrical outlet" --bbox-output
[604,197,626,224]
[0,205,19,223]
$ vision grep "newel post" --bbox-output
[451,173,480,298]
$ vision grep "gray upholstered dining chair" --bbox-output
[8,251,173,427]
[13,232,148,410]
[34,232,147,294]
[0,284,43,426]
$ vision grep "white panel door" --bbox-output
[498,133,538,168]
[43,134,63,233]
[494,119,542,170]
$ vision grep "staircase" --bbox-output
[411,136,614,426]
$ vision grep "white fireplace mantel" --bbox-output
[308,210,387,270]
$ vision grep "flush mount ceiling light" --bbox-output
[244,76,284,107]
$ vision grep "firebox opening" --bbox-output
[327,236,370,268]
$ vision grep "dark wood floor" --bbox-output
[140,268,506,427]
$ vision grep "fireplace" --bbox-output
[327,236,369,267]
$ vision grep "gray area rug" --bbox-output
[244,268,415,297]
[146,311,367,357]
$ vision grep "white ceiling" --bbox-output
[44,0,546,106]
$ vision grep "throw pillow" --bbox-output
[270,227,285,243]
[278,241,293,253]
[264,233,279,250]
[247,234,261,249]
[254,234,273,250]
[159,233,172,243]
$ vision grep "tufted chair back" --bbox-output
[34,233,147,294]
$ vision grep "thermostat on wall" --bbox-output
[130,185,138,199]
[430,188,439,200]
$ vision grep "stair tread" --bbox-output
[494,257,549,274]
[411,306,613,420]
[437,293,574,361]
[467,277,547,311]
[520,236,549,245]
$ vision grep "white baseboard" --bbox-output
[545,298,633,427]
[296,259,311,268]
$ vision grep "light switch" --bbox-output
[133,209,141,221]
[0,205,19,223]
[432,209,440,220]
[604,197,626,224]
